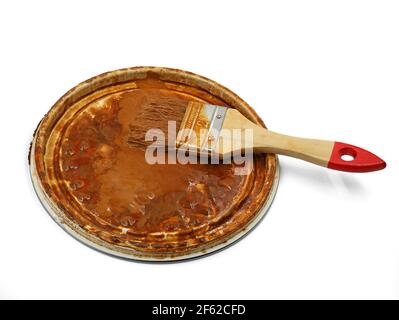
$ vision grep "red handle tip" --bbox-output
[327,142,386,173]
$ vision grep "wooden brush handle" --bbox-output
[221,109,386,172]
[253,130,386,172]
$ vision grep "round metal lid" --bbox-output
[29,67,279,261]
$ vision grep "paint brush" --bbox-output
[128,100,386,172]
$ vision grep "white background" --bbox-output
[1,0,398,300]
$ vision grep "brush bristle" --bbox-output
[128,95,188,149]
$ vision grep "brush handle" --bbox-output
[221,109,386,172]
[253,130,386,172]
[220,109,386,172]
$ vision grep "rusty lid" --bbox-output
[30,66,279,261]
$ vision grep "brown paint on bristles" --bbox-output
[127,95,187,149]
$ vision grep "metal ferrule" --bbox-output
[177,102,228,153]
